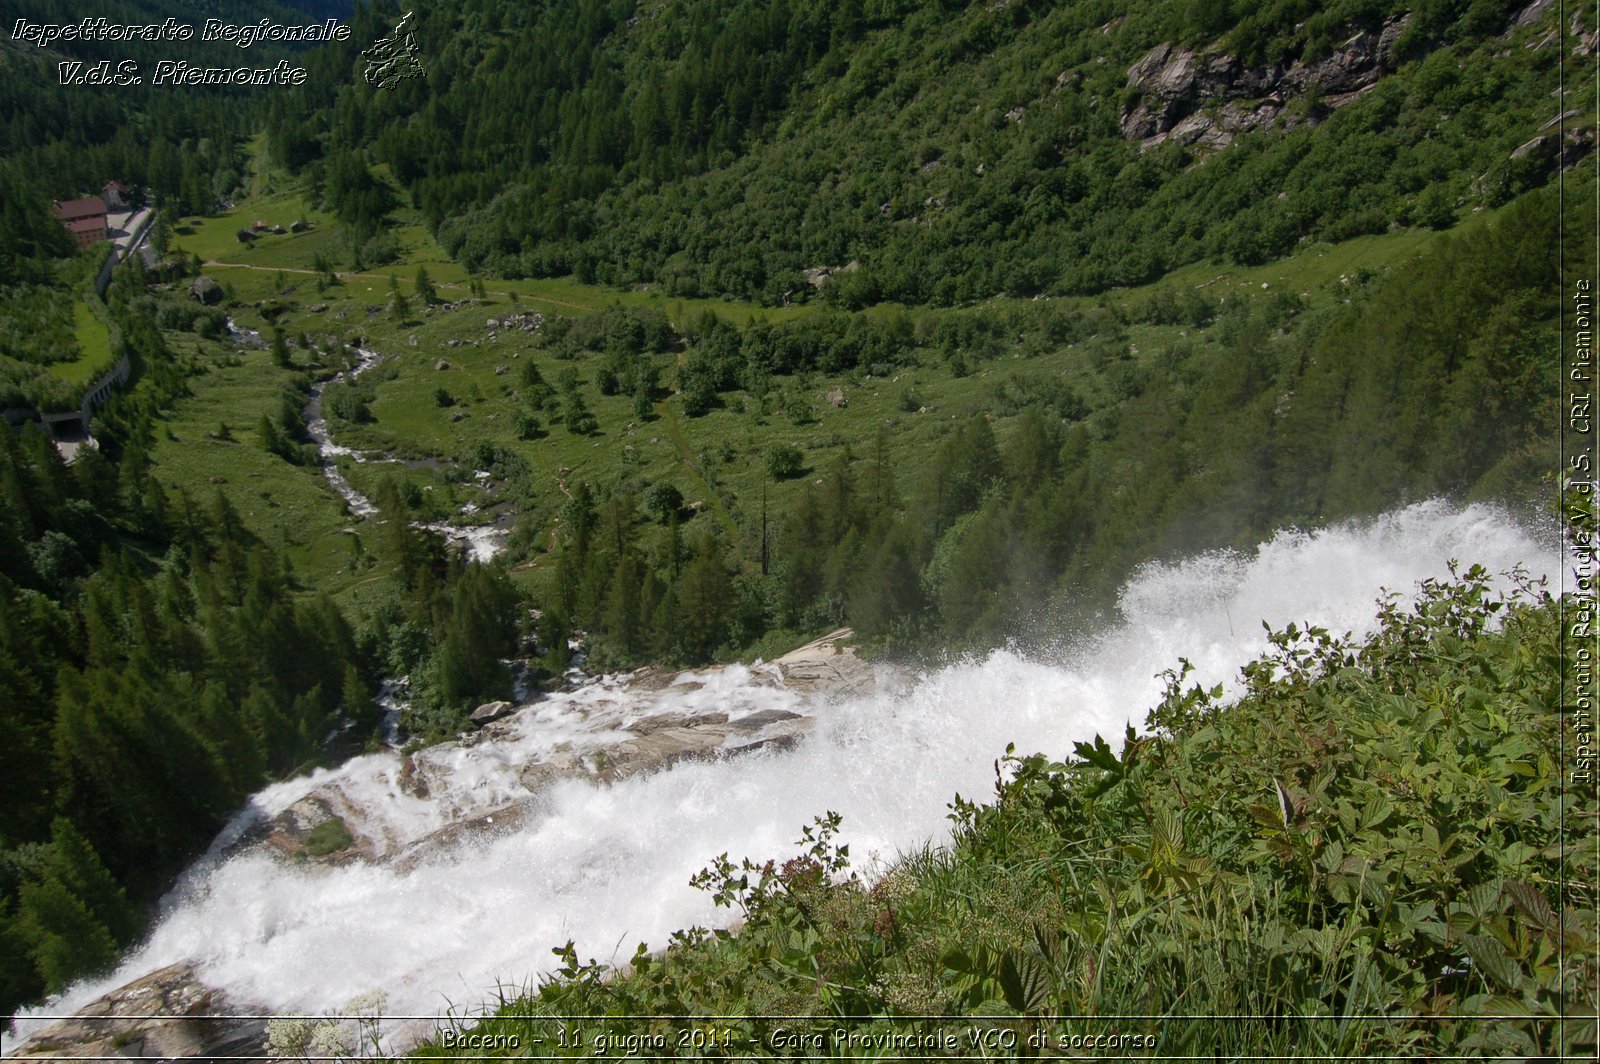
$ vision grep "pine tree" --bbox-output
[342,665,380,730]
[414,265,437,305]
[257,414,285,459]
[669,535,733,663]
[389,274,410,321]
[271,328,292,368]
[41,818,140,942]
[16,877,117,994]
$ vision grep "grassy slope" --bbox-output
[397,575,1593,1060]
[161,156,1457,617]
[49,300,115,387]
[144,333,387,608]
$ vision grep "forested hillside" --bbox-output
[1,0,355,215]
[0,0,1592,1034]
[499,183,1576,670]
[0,191,516,1010]
[269,0,1588,302]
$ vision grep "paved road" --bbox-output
[106,207,153,257]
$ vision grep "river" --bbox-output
[302,346,510,561]
[6,499,1557,1052]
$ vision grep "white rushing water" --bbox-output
[11,500,1558,1045]
[304,347,509,560]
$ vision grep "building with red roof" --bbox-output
[55,198,108,249]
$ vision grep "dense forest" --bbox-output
[0,201,518,1008]
[0,0,354,217]
[268,0,1578,302]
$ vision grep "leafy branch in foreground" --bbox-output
[413,567,1594,1060]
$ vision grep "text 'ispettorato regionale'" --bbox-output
[11,17,352,86]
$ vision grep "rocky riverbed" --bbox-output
[8,629,883,1061]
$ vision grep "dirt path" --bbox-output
[200,261,594,312]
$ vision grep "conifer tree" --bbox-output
[389,274,410,322]
[414,265,437,305]
[271,328,292,368]
[16,876,117,994]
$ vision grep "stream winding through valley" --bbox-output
[302,345,510,561]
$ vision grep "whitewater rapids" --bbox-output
[11,500,1560,1043]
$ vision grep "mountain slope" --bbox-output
[271,0,1593,303]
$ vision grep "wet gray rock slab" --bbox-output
[21,629,891,1055]
[12,963,265,1062]
[232,627,882,871]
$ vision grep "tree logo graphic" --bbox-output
[361,11,424,90]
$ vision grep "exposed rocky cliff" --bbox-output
[1119,14,1414,151]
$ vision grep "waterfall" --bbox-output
[9,500,1557,1049]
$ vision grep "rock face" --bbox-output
[802,261,860,289]
[773,627,877,699]
[11,963,266,1063]
[1504,124,1595,175]
[187,275,222,304]
[1120,15,1411,151]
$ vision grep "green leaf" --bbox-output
[1360,796,1394,830]
[998,950,1051,1014]
[1462,878,1502,920]
[971,999,1020,1018]
[1072,733,1122,775]
[1503,880,1554,929]
[1462,933,1521,991]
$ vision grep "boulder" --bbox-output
[1510,0,1556,28]
[1573,10,1599,55]
[1510,132,1563,162]
[12,963,265,1062]
[826,387,847,408]
[188,275,222,304]
[469,700,515,727]
[246,794,369,863]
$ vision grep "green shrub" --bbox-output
[766,444,804,480]
[302,817,353,857]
